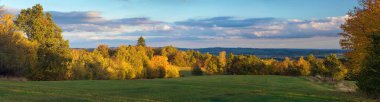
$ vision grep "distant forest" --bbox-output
[179,48,346,59]
[78,48,346,60]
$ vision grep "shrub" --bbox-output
[192,64,203,76]
[324,54,347,81]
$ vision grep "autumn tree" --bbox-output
[263,59,278,75]
[94,44,110,58]
[148,56,169,78]
[108,58,132,80]
[90,50,111,80]
[226,52,234,74]
[172,52,187,67]
[160,46,179,63]
[307,54,328,76]
[339,0,380,97]
[204,53,218,75]
[218,51,227,74]
[340,0,374,77]
[16,4,71,80]
[228,55,265,75]
[324,54,348,81]
[69,50,92,80]
[0,14,38,77]
[185,50,198,66]
[114,45,150,78]
[137,36,146,46]
[294,56,311,76]
[112,45,135,79]
[357,34,380,97]
[276,57,294,75]
[191,64,203,76]
[149,56,179,78]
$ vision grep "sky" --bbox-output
[0,0,358,49]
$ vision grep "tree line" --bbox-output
[190,51,347,81]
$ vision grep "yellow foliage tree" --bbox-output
[218,51,227,74]
[149,56,179,78]
[295,56,311,76]
[0,14,38,77]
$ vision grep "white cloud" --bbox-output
[0,8,346,48]
[59,15,346,48]
[0,6,20,15]
[148,36,341,49]
[297,16,347,31]
[252,30,281,37]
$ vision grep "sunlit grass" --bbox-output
[0,75,372,102]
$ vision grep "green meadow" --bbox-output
[0,75,370,102]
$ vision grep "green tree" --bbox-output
[307,54,328,76]
[357,34,380,97]
[137,36,146,46]
[16,4,71,80]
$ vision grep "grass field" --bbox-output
[0,75,372,102]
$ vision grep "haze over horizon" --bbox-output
[0,0,358,49]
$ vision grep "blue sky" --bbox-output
[0,0,358,49]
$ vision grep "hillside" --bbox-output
[0,75,368,102]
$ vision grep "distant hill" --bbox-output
[178,47,347,59]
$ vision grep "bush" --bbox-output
[324,54,347,81]
[165,65,180,78]
[192,65,203,76]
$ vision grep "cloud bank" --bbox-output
[1,7,346,48]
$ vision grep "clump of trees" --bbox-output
[340,0,380,98]
[191,52,347,81]
[66,41,181,80]
[0,14,38,77]
[16,4,72,80]
[0,4,181,80]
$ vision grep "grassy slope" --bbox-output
[0,75,370,102]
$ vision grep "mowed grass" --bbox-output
[0,75,371,102]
